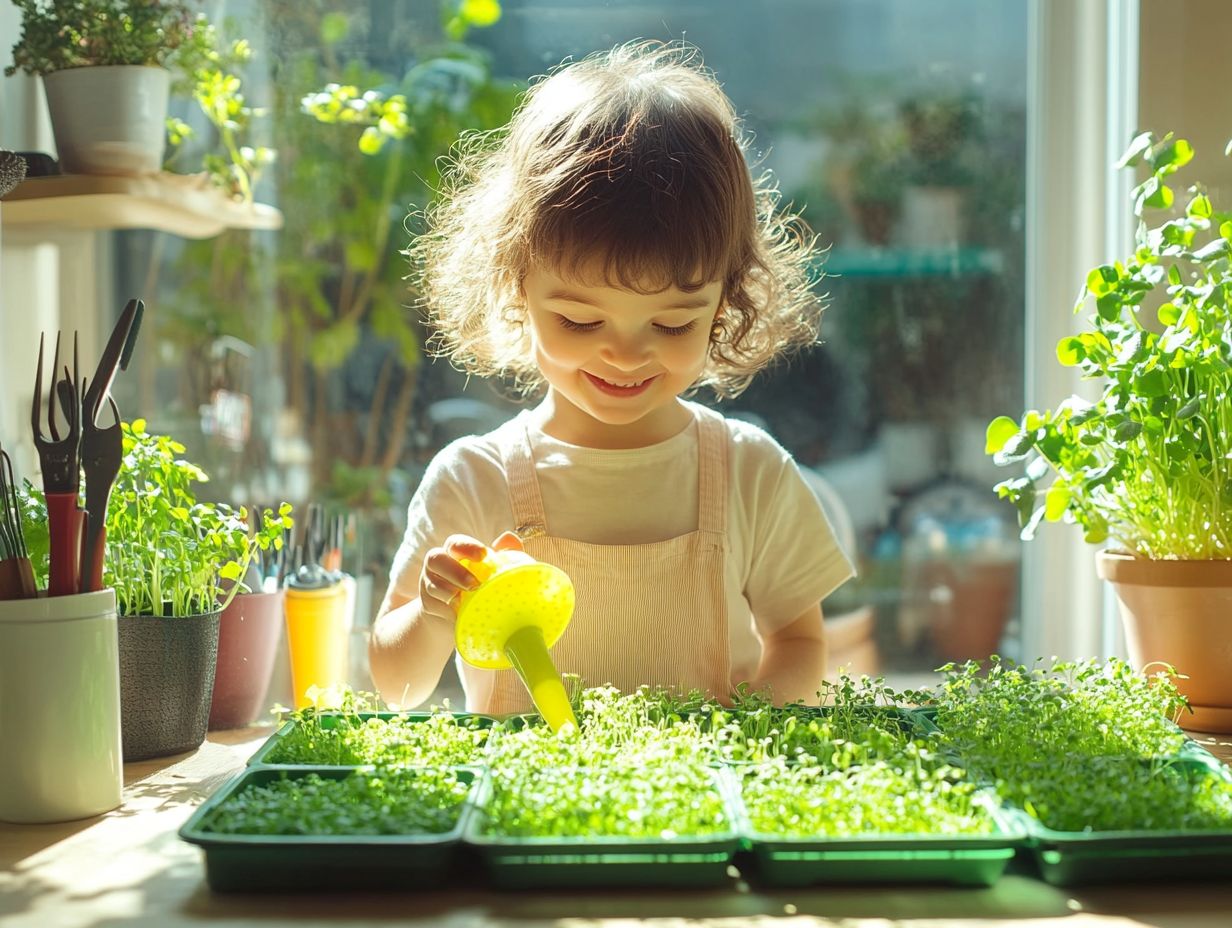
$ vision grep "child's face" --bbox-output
[522,263,723,442]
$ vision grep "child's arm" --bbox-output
[745,604,826,705]
[369,531,523,708]
[368,535,488,709]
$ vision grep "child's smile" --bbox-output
[522,263,723,448]
[582,371,660,396]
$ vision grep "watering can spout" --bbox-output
[504,625,577,732]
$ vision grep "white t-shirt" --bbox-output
[388,401,855,686]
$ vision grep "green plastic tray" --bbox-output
[464,766,741,889]
[1012,760,1232,886]
[735,783,1023,887]
[179,765,478,892]
[247,711,499,767]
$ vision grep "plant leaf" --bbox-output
[985,416,1020,455]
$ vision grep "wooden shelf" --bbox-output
[0,172,283,239]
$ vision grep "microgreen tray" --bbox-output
[463,765,742,889]
[179,765,478,892]
[247,711,500,767]
[1009,760,1232,886]
[733,780,1023,887]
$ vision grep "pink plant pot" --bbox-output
[208,590,286,730]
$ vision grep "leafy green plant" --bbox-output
[104,419,293,616]
[986,133,1232,558]
[166,35,274,203]
[5,0,214,77]
[202,767,470,836]
[898,91,982,188]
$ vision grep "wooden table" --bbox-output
[2,728,1230,928]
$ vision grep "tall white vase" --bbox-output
[42,65,170,175]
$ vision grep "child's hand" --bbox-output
[418,531,524,623]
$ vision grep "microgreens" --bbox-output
[202,767,470,836]
[482,763,729,840]
[1001,756,1232,833]
[741,757,995,838]
[931,656,1189,768]
[266,710,492,767]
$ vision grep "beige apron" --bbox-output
[484,407,732,714]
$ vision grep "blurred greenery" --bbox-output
[150,1,516,517]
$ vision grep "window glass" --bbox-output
[110,0,1028,696]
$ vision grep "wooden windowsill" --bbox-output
[0,172,283,239]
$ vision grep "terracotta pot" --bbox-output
[118,610,220,761]
[924,559,1018,662]
[1096,551,1232,733]
[208,590,286,730]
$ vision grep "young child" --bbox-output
[369,40,854,713]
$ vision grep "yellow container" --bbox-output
[284,583,349,709]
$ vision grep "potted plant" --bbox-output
[206,501,293,731]
[896,91,982,248]
[5,0,214,175]
[985,133,1232,732]
[105,419,286,759]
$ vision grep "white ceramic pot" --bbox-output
[42,65,170,175]
[0,589,123,823]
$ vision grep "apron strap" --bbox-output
[695,406,727,535]
[503,421,549,539]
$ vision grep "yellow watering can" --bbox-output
[454,549,578,732]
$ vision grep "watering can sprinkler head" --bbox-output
[454,548,578,733]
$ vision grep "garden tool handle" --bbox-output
[46,492,83,597]
[0,557,37,600]
[503,624,578,733]
[78,513,106,594]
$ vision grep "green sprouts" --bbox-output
[266,709,493,767]
[202,768,469,836]
[482,763,729,840]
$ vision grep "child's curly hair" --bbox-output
[410,40,825,399]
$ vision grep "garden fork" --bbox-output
[31,332,83,597]
[76,299,143,593]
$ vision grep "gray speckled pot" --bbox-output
[117,611,220,761]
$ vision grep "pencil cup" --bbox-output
[0,589,123,823]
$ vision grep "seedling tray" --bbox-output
[1012,761,1232,886]
[180,765,477,892]
[248,711,499,767]
[735,788,1022,887]
[464,766,741,889]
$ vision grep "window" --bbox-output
[5,1,1044,701]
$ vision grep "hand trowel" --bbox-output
[454,549,578,732]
